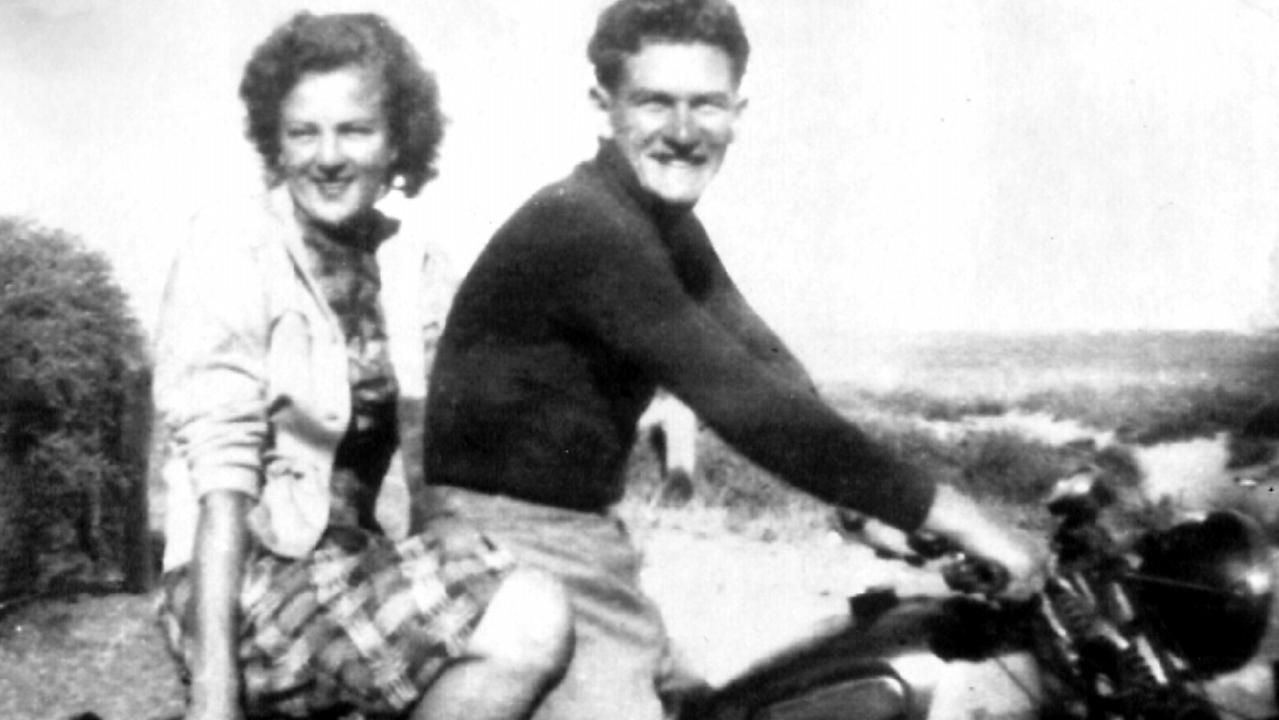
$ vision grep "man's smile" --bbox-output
[650,152,707,167]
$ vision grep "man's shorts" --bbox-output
[154,525,514,718]
[425,485,686,720]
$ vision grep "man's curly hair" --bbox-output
[239,12,443,198]
[587,0,750,92]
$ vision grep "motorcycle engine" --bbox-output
[1134,510,1274,675]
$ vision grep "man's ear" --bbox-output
[589,85,615,139]
[727,95,749,143]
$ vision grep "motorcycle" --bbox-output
[675,475,1276,720]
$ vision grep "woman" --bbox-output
[153,13,570,720]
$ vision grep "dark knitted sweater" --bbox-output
[425,143,937,530]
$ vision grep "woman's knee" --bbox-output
[468,567,574,680]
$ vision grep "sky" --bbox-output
[4,0,1279,384]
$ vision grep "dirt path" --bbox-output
[0,593,184,720]
[637,522,943,684]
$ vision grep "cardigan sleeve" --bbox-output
[153,215,269,503]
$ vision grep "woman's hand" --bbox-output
[188,491,251,720]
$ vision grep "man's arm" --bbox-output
[154,223,270,717]
[700,245,819,394]
[553,216,936,530]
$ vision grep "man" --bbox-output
[423,1,1040,718]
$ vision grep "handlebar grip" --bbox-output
[907,531,957,560]
[942,557,1011,596]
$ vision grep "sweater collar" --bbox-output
[592,140,695,225]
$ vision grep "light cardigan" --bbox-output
[154,188,418,569]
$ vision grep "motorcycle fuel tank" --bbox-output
[691,593,1044,720]
[754,674,909,720]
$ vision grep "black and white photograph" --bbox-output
[3,2,1279,719]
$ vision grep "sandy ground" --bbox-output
[635,520,943,685]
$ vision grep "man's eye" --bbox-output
[284,126,316,140]
[630,94,671,110]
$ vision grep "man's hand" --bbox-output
[919,484,1046,601]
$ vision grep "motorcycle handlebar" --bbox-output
[941,555,1012,596]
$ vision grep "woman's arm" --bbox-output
[154,221,272,718]
[187,490,251,720]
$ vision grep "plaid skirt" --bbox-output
[154,525,514,718]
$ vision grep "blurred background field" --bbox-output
[620,330,1279,542]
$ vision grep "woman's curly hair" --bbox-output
[239,12,443,198]
[587,0,750,92]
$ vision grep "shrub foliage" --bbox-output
[0,218,150,596]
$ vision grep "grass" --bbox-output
[618,330,1279,543]
[619,384,1163,540]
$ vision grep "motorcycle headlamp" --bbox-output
[1135,510,1274,675]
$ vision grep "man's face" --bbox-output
[595,41,745,208]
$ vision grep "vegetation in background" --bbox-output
[0,218,151,597]
[620,330,1279,540]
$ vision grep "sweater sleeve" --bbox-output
[551,207,937,531]
[700,244,820,395]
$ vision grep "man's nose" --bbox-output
[663,104,698,146]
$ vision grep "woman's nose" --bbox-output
[316,133,345,170]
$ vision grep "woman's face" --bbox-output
[278,64,396,229]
